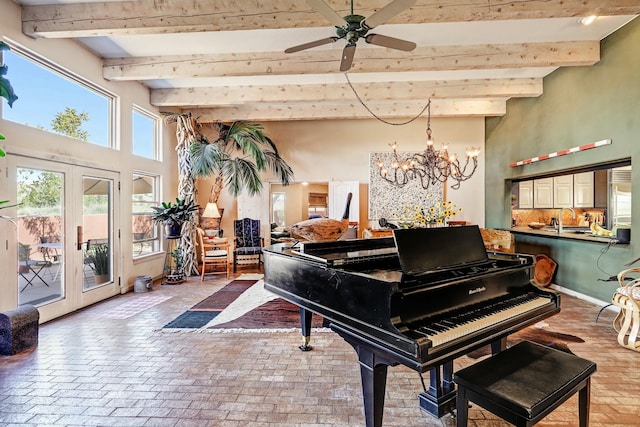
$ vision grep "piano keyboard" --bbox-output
[415,293,551,347]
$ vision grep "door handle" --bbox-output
[77,226,83,250]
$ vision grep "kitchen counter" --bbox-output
[510,226,621,244]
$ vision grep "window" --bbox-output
[132,173,160,257]
[271,192,285,227]
[132,107,160,159]
[2,46,113,147]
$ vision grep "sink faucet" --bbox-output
[557,208,576,234]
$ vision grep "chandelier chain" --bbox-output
[344,73,430,126]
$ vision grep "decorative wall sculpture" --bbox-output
[369,152,443,221]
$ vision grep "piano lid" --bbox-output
[393,225,489,276]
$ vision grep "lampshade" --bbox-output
[202,202,221,218]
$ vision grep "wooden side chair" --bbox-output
[232,218,264,272]
[612,267,640,351]
[197,228,230,280]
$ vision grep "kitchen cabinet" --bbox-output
[534,178,553,208]
[574,172,594,208]
[553,175,573,208]
[518,181,533,209]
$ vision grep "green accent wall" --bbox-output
[485,17,640,302]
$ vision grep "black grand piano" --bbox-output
[263,225,560,427]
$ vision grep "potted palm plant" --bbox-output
[187,120,294,203]
[151,197,199,239]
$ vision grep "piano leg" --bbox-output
[418,362,457,418]
[334,327,397,427]
[491,337,507,354]
[299,308,313,351]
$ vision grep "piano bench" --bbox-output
[454,341,596,427]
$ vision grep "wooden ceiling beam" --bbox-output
[150,78,543,106]
[184,98,508,122]
[104,41,598,80]
[23,1,640,38]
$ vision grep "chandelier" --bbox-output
[375,100,480,190]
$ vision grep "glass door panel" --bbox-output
[82,176,113,289]
[75,167,119,309]
[16,167,65,306]
[9,157,120,322]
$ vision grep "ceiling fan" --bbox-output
[285,0,417,72]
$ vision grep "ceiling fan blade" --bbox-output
[340,44,356,72]
[365,34,416,51]
[306,0,347,27]
[363,0,416,28]
[285,37,339,54]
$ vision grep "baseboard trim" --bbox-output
[549,283,617,313]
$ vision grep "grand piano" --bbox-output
[263,225,560,427]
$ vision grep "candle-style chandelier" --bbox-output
[376,100,480,190]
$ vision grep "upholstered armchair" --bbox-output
[233,218,264,272]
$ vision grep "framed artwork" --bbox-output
[369,152,444,221]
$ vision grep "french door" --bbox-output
[12,156,120,322]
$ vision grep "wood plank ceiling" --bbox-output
[17,1,640,121]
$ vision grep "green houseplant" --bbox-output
[165,244,185,283]
[89,243,110,283]
[0,41,18,159]
[151,197,199,238]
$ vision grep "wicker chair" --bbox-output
[196,228,230,280]
[611,267,640,351]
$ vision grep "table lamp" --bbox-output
[202,202,222,237]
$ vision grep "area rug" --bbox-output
[466,321,585,359]
[162,274,326,332]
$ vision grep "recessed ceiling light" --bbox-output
[580,15,598,26]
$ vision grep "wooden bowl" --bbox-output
[528,222,546,229]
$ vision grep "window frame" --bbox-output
[132,105,161,160]
[1,41,116,148]
[131,172,162,259]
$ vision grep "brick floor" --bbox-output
[1,270,639,426]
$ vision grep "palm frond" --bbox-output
[190,141,228,177]
[224,122,269,170]
[264,151,294,186]
[222,158,262,197]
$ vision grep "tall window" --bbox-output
[132,107,160,159]
[271,192,285,226]
[2,46,113,147]
[132,173,160,257]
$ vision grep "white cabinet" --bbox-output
[534,178,553,208]
[574,172,595,208]
[518,181,533,209]
[553,175,573,208]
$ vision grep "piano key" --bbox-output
[425,296,551,347]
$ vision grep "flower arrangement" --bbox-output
[398,195,462,227]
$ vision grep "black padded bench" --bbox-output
[0,305,39,356]
[454,340,597,427]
